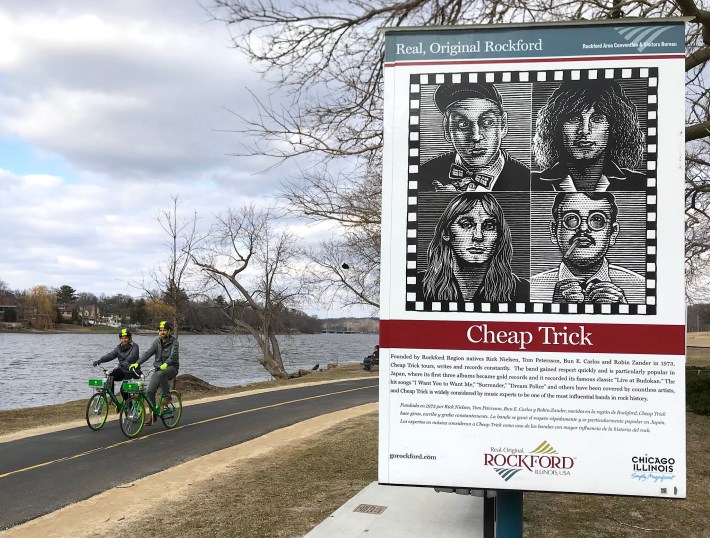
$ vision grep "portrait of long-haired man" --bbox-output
[532,79,645,192]
[418,192,529,303]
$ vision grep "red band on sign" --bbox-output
[379,320,686,356]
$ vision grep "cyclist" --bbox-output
[130,320,179,425]
[93,327,141,403]
[363,344,379,371]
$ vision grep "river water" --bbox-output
[0,333,379,410]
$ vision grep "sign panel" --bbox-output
[379,19,686,497]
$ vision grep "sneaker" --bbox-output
[161,395,172,409]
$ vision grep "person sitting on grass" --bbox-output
[93,327,141,404]
[363,345,380,371]
[130,320,179,426]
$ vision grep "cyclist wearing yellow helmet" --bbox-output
[130,320,179,425]
[93,327,141,403]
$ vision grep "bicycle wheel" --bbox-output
[161,390,182,429]
[119,396,145,438]
[85,393,109,430]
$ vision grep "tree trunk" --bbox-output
[260,331,288,379]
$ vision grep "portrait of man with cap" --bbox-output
[418,82,531,192]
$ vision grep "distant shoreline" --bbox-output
[0,323,378,336]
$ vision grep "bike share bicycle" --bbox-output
[119,370,183,438]
[86,365,126,430]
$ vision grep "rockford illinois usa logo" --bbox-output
[484,440,575,482]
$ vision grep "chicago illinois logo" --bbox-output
[484,440,574,482]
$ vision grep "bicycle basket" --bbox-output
[121,381,144,393]
[88,378,104,387]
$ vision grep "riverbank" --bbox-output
[0,362,373,436]
[0,322,326,335]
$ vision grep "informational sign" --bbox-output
[379,19,686,497]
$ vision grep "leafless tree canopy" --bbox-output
[191,205,303,378]
[129,195,200,331]
[211,0,710,302]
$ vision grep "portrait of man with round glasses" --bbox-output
[530,192,645,304]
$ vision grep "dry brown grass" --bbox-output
[95,412,379,538]
[523,338,709,536]
[524,411,710,537]
[77,408,710,538]
[687,332,710,368]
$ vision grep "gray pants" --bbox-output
[147,366,178,410]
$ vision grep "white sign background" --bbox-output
[379,21,686,498]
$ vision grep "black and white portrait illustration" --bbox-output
[405,68,657,314]
[415,76,531,192]
[531,79,646,192]
[529,192,647,307]
[416,192,529,304]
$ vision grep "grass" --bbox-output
[4,340,709,536]
[84,409,709,538]
[96,412,379,538]
[524,410,710,537]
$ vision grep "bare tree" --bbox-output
[191,205,302,379]
[297,161,381,309]
[131,195,199,331]
[211,0,710,302]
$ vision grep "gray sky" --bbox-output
[0,1,362,317]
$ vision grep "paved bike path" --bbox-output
[0,378,378,531]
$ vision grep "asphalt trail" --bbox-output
[0,378,378,530]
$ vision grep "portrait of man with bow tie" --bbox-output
[418,82,531,192]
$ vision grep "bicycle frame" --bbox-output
[119,370,182,438]
[86,366,127,431]
[89,366,124,411]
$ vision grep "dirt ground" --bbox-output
[687,332,710,348]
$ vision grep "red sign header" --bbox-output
[380,320,685,356]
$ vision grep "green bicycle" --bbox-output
[86,366,125,430]
[119,373,182,438]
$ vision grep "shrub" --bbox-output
[686,371,710,415]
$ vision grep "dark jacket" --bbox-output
[531,160,646,191]
[138,335,179,370]
[97,342,139,369]
[419,150,530,191]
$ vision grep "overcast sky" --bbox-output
[0,1,363,318]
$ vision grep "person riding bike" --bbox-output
[93,327,141,403]
[130,320,179,425]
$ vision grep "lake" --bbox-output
[0,332,379,410]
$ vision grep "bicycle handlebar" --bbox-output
[93,364,111,376]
